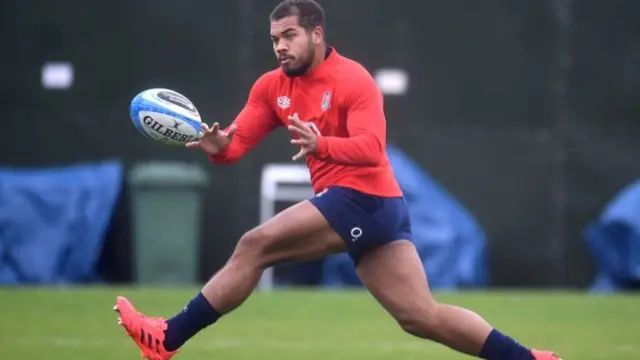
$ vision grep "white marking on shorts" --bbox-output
[351,227,363,242]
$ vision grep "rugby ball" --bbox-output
[130,88,202,145]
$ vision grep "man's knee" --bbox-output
[395,301,442,339]
[232,227,280,267]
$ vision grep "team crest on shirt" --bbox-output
[321,91,331,111]
[277,96,291,109]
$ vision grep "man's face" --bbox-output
[270,15,318,77]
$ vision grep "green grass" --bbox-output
[1,288,638,360]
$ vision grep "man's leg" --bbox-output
[114,200,346,360]
[355,240,560,360]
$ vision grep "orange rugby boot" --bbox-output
[532,350,562,360]
[114,296,178,360]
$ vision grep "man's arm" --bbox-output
[313,73,385,167]
[209,73,280,164]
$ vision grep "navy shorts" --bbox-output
[309,186,412,265]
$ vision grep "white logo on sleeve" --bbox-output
[350,227,363,242]
[277,96,291,109]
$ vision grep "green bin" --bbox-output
[128,161,209,285]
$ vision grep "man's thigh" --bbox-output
[355,240,433,320]
[248,199,346,267]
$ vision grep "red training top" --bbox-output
[209,48,402,197]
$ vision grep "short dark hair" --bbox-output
[270,0,326,32]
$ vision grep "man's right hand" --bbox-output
[185,122,237,155]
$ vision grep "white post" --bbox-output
[258,164,313,290]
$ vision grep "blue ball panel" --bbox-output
[130,94,154,139]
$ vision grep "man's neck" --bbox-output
[306,45,331,74]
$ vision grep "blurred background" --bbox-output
[2,0,640,359]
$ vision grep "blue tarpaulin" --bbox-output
[585,180,640,292]
[0,161,122,285]
[320,145,489,289]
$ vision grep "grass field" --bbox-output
[1,288,638,360]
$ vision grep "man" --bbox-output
[114,1,561,360]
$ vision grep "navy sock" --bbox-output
[479,329,534,360]
[163,292,222,351]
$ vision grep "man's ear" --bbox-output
[312,27,323,45]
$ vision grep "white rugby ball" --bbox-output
[130,88,202,146]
